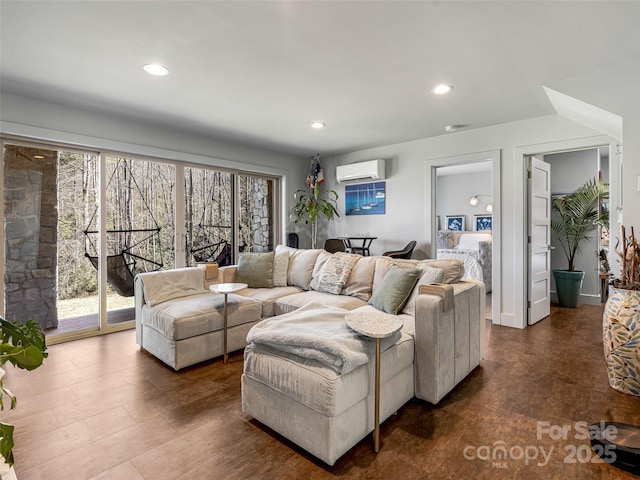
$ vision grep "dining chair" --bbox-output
[383,240,417,259]
[323,238,346,253]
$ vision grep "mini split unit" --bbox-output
[336,159,386,183]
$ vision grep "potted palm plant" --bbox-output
[0,317,48,475]
[603,225,640,396]
[551,177,609,307]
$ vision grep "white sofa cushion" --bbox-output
[420,258,465,284]
[243,331,414,416]
[236,286,301,318]
[274,291,367,315]
[140,267,208,307]
[372,256,420,293]
[141,292,262,340]
[342,255,375,300]
[276,245,323,290]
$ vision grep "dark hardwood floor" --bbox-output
[4,303,639,479]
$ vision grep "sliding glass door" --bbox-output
[3,145,100,335]
[2,140,279,342]
[85,155,175,326]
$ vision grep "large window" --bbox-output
[184,167,233,267]
[2,141,279,343]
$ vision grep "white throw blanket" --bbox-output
[246,302,401,374]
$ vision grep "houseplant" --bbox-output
[550,177,608,307]
[0,317,48,472]
[292,155,339,248]
[603,225,640,396]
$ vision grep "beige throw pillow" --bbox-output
[272,249,289,287]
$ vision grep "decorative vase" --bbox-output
[602,286,640,396]
[553,269,585,308]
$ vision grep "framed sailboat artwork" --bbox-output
[345,181,385,216]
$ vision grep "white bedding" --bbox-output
[436,248,484,283]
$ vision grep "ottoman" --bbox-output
[241,304,415,465]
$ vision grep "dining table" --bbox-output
[338,235,377,256]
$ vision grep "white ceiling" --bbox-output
[1,1,639,157]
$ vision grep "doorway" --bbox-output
[426,150,500,325]
[524,142,616,326]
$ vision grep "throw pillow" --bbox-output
[402,266,445,315]
[236,251,275,288]
[420,259,464,283]
[272,249,289,287]
[369,265,422,315]
[316,252,360,295]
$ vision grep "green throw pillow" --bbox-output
[369,265,421,314]
[236,251,275,288]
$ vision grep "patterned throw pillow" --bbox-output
[316,252,360,295]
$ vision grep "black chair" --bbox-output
[383,240,417,259]
[287,233,299,249]
[323,238,346,253]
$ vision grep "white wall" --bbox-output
[323,114,606,328]
[547,62,640,238]
[436,171,492,230]
[545,149,600,303]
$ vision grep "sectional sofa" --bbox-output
[135,245,486,465]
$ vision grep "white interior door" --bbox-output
[528,156,552,325]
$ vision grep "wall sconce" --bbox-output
[470,194,493,213]
[469,194,491,206]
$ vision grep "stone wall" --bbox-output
[249,178,273,253]
[4,146,58,329]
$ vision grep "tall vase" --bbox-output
[602,286,640,396]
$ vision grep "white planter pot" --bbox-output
[0,458,17,480]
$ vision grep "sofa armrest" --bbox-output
[134,275,146,346]
[413,280,485,404]
[219,265,238,283]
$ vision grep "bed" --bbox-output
[436,230,492,293]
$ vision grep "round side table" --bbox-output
[209,283,247,363]
[345,311,403,452]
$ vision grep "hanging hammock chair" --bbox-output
[190,225,232,266]
[84,159,163,297]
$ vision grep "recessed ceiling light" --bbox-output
[143,64,169,76]
[445,124,464,132]
[34,155,45,159]
[311,121,326,129]
[433,84,453,95]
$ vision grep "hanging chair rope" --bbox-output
[84,158,164,295]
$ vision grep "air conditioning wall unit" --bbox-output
[336,159,386,183]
